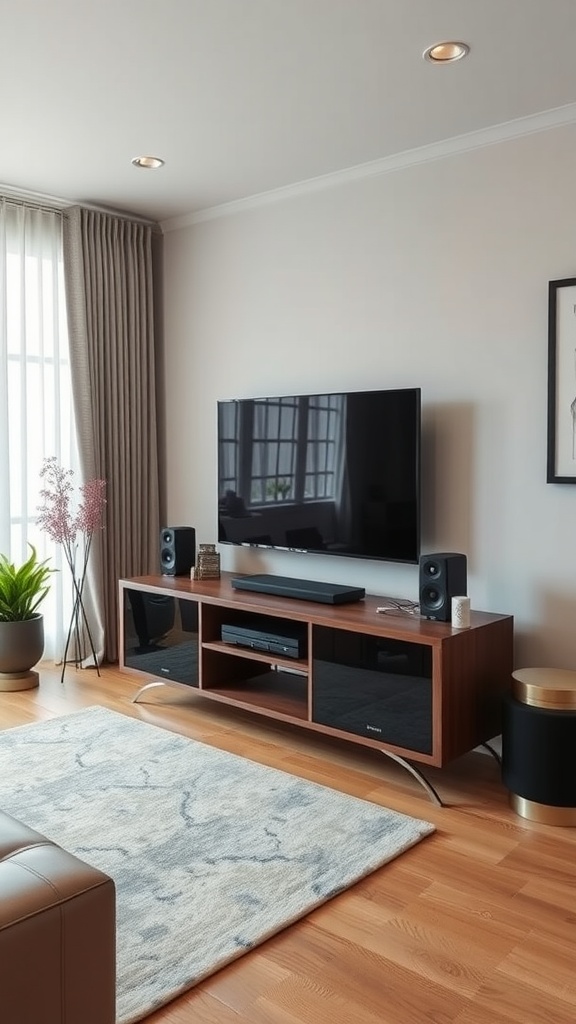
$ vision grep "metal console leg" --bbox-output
[380,748,443,806]
[131,680,173,704]
[481,740,502,766]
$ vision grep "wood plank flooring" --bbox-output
[1,662,575,1024]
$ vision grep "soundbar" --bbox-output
[231,574,365,605]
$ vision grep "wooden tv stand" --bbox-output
[119,572,513,804]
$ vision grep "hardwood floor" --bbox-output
[2,662,575,1024]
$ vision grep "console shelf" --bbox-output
[201,669,309,722]
[119,572,513,798]
[202,639,309,674]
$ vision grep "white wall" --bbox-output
[163,124,576,670]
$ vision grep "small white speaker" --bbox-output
[451,595,471,629]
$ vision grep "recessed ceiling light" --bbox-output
[423,41,470,64]
[131,156,165,170]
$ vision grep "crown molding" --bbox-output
[161,101,576,233]
[0,184,71,212]
[0,183,158,227]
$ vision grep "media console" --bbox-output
[119,572,514,804]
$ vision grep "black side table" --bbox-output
[502,668,576,826]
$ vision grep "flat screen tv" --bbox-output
[217,387,421,565]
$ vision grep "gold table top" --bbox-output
[512,667,576,709]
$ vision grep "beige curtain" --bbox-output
[63,207,160,662]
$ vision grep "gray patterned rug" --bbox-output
[0,706,435,1023]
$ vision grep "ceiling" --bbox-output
[3,1,576,226]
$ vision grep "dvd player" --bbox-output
[221,617,307,659]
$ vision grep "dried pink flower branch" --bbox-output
[38,458,106,549]
[37,456,107,679]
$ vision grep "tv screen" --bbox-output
[217,388,421,564]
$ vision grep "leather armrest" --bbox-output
[0,811,115,1024]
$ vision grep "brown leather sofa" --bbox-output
[0,810,116,1024]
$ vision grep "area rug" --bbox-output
[0,706,435,1023]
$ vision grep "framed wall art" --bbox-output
[547,277,576,483]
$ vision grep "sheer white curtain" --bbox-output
[0,198,77,659]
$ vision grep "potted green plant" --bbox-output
[0,545,54,691]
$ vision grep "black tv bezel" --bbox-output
[217,386,421,566]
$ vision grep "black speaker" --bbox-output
[419,552,467,622]
[160,526,196,576]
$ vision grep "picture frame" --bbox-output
[547,277,576,483]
